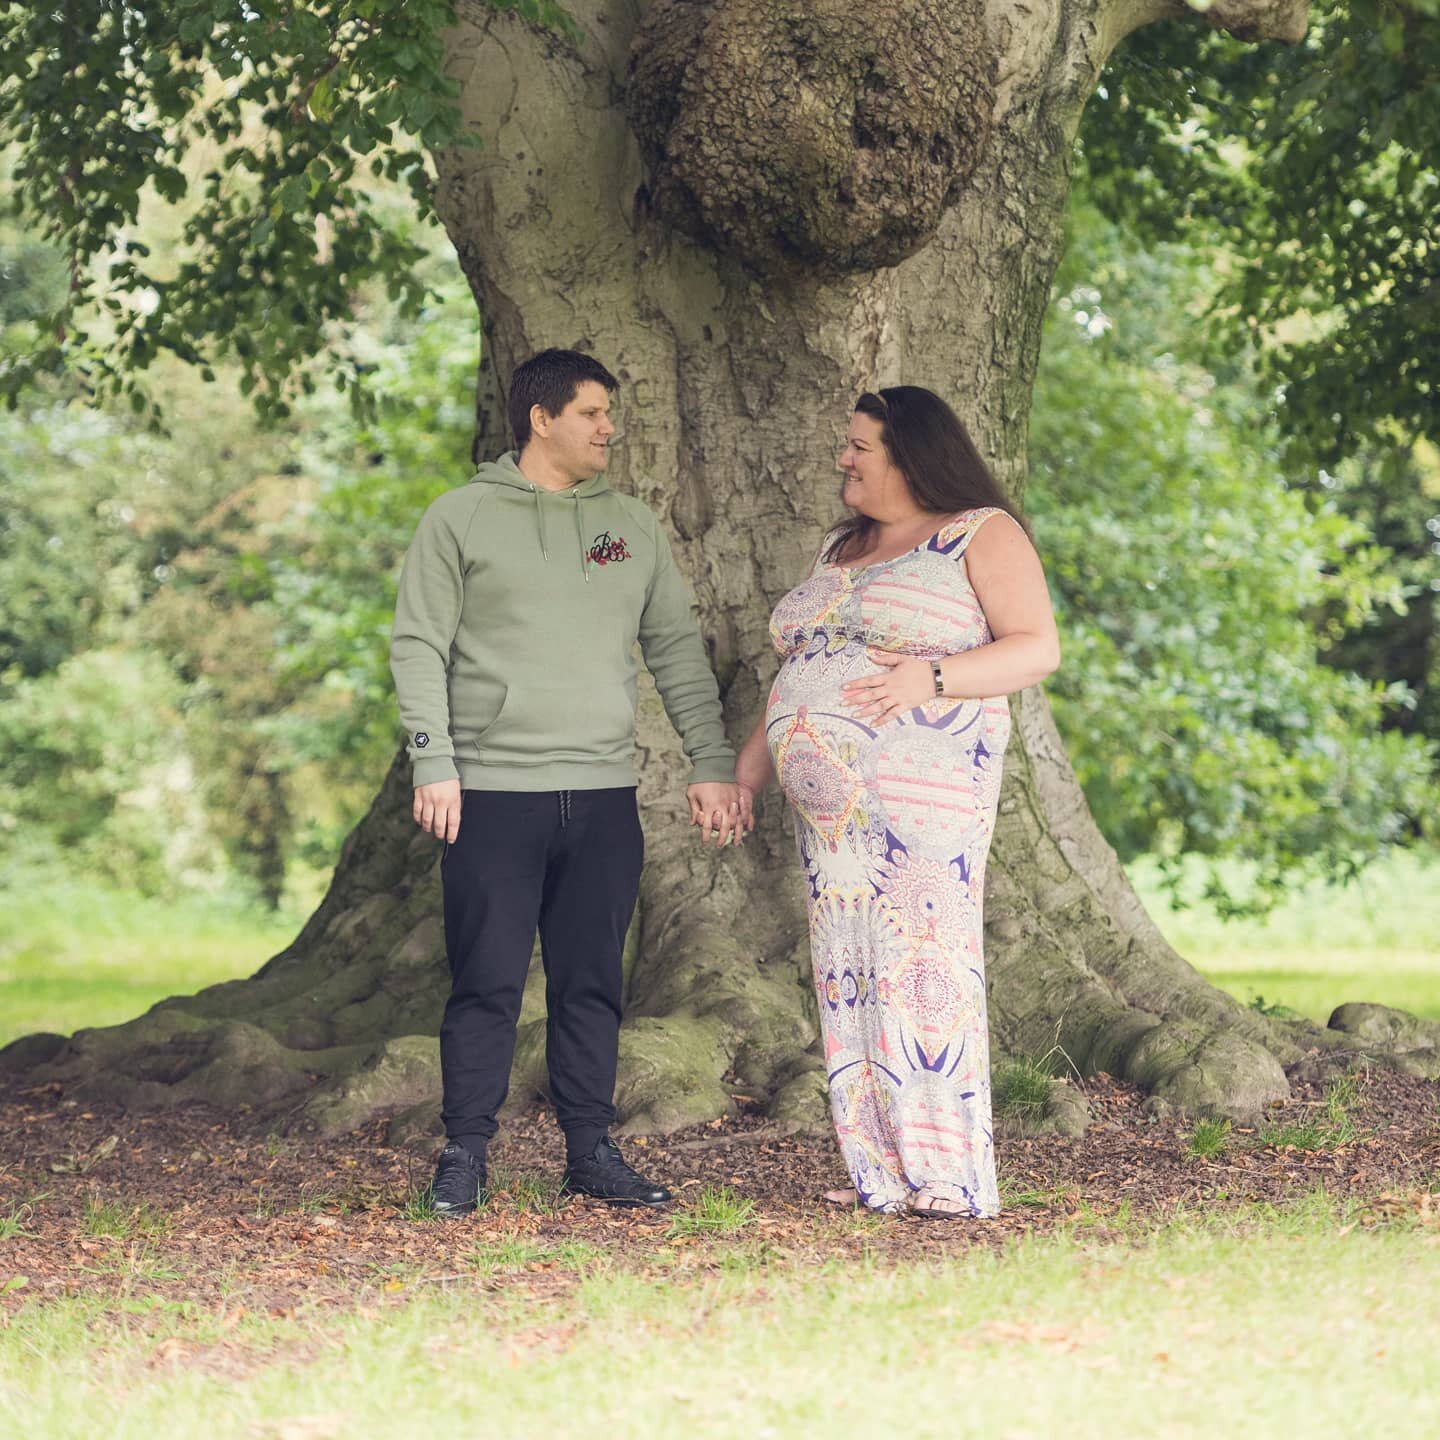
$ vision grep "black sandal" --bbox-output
[909,1193,970,1221]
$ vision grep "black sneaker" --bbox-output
[430,1141,486,1218]
[561,1136,672,1208]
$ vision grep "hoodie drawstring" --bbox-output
[530,484,590,582]
[574,495,590,585]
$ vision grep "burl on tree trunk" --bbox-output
[9,0,1439,1140]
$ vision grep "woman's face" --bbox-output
[837,410,916,520]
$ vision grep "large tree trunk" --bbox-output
[13,0,1439,1139]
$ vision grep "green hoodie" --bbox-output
[390,453,735,792]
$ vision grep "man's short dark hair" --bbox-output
[508,349,619,448]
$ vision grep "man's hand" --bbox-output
[687,781,743,847]
[413,779,462,842]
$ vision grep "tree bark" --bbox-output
[14,0,1434,1141]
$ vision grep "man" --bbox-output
[391,348,742,1217]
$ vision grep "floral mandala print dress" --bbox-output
[767,508,1014,1216]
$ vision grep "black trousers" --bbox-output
[439,787,644,1160]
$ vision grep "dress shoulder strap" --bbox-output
[806,524,844,576]
[935,506,1021,558]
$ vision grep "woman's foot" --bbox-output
[910,1192,970,1220]
[822,1187,861,1208]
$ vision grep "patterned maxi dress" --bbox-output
[767,508,1014,1216]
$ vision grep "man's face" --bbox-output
[532,380,616,481]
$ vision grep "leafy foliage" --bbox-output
[1081,0,1440,466]
[1316,444,1440,748]
[0,647,219,894]
[1030,205,1438,912]
[258,282,474,819]
[0,247,474,898]
[2,4,1434,917]
[0,409,151,680]
[1079,1,1440,773]
[0,0,573,422]
[0,378,295,897]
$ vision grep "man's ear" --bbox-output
[530,403,550,439]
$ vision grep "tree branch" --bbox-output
[1103,0,1309,49]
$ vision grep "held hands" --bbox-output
[687,781,747,847]
[732,753,770,839]
[415,779,751,849]
[413,778,462,842]
[842,652,936,726]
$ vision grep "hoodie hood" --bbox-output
[471,451,611,581]
[470,451,612,498]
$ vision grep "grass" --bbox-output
[1258,1118,1332,1151]
[1129,848,1440,1022]
[1186,1117,1232,1159]
[0,1193,45,1240]
[2,846,1435,1435]
[4,1203,1440,1438]
[666,1185,756,1238]
[397,1186,441,1223]
[0,875,301,1049]
[490,1169,563,1216]
[80,1194,169,1240]
[992,1057,1055,1123]
[715,1239,788,1275]
[997,1175,1077,1210]
[1258,1075,1363,1153]
[1326,1070,1365,1118]
[469,1238,605,1276]
[293,1187,346,1217]
[72,1242,185,1284]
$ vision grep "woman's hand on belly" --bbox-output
[841,652,934,727]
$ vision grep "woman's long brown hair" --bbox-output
[824,387,1026,565]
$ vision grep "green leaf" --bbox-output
[309,72,336,123]
[274,176,309,215]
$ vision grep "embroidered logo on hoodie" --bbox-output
[587,532,632,570]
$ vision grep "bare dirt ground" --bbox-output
[3,1069,1438,1321]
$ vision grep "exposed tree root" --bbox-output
[5,706,1424,1148]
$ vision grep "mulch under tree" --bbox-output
[3,1070,1438,1322]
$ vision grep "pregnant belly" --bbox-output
[766,652,875,842]
[770,638,878,716]
[766,647,1014,849]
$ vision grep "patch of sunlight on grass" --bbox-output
[1128,848,1440,1021]
[3,1210,1439,1439]
[0,876,303,1047]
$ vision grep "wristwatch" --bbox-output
[930,659,945,698]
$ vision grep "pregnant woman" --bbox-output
[734,387,1060,1218]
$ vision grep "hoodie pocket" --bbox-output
[470,682,635,765]
[450,677,508,755]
